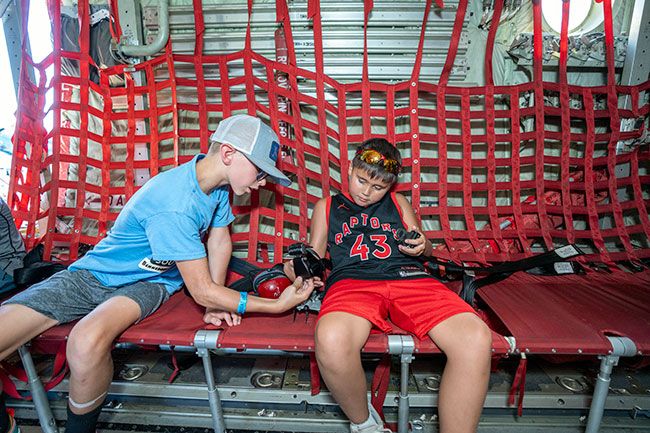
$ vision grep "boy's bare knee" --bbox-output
[446,319,493,362]
[67,322,113,367]
[315,326,360,366]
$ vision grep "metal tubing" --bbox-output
[387,335,415,433]
[17,346,59,433]
[397,353,413,433]
[585,354,618,433]
[585,336,637,433]
[117,0,169,57]
[197,348,225,433]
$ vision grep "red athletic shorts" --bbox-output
[318,278,477,340]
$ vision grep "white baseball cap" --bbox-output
[211,114,291,187]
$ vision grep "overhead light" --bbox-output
[542,0,616,35]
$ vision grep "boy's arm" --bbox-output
[206,226,232,285]
[203,226,238,325]
[177,257,315,314]
[309,198,329,258]
[395,193,433,257]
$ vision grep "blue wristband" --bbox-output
[237,291,248,315]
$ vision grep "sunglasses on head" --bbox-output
[355,148,401,175]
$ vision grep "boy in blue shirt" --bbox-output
[287,138,492,433]
[0,114,315,433]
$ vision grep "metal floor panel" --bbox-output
[8,350,650,432]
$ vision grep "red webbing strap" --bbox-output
[461,89,487,264]
[508,354,527,417]
[166,44,181,166]
[407,0,432,219]
[0,342,68,401]
[531,0,553,251]
[361,0,373,140]
[602,0,638,263]
[631,147,650,242]
[271,25,289,257]
[483,0,504,252]
[485,88,502,251]
[338,84,351,192]
[168,347,181,384]
[108,0,122,42]
[192,0,210,155]
[508,88,531,254]
[98,70,113,239]
[307,0,332,198]
[435,0,468,262]
[483,0,503,87]
[439,0,467,88]
[583,89,613,265]
[67,0,92,260]
[44,0,63,259]
[370,354,391,424]
[145,63,160,178]
[12,0,48,248]
[557,0,575,245]
[276,1,310,246]
[243,3,262,260]
[309,353,321,396]
[124,72,137,202]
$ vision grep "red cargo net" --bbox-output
[7,0,650,267]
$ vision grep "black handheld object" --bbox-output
[395,228,421,248]
[287,243,330,279]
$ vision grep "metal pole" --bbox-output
[388,335,415,433]
[585,336,637,433]
[197,348,225,433]
[398,352,413,433]
[194,330,225,433]
[17,346,59,433]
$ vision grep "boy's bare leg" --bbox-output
[0,304,59,361]
[428,312,492,433]
[315,312,373,423]
[66,296,141,414]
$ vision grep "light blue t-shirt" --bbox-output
[70,154,235,294]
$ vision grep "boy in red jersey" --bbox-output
[288,138,492,433]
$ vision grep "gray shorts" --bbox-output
[2,269,170,324]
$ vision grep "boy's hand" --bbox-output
[398,226,427,256]
[276,276,316,312]
[203,308,242,327]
